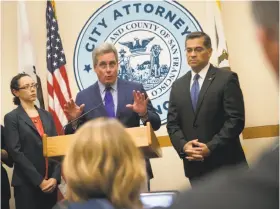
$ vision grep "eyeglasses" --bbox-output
[18,83,38,90]
[98,61,117,70]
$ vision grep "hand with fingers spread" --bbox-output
[63,98,85,121]
[126,90,149,115]
[184,139,204,161]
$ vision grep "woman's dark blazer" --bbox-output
[4,105,61,187]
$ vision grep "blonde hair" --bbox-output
[63,118,146,209]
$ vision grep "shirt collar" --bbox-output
[191,63,210,80]
[98,79,118,93]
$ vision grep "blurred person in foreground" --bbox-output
[53,118,147,209]
[4,73,61,209]
[154,1,279,209]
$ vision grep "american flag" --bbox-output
[46,0,72,135]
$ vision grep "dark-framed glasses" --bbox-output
[98,61,117,70]
[18,83,38,90]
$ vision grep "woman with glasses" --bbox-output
[4,73,61,209]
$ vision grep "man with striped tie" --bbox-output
[63,42,161,191]
[167,31,247,186]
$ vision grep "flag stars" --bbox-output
[53,61,57,67]
[55,45,59,50]
[52,18,56,23]
[51,35,54,39]
[53,53,58,58]
[60,57,64,62]
[51,26,55,31]
[56,38,60,43]
[47,54,51,59]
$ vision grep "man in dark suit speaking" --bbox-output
[167,32,248,186]
[63,42,161,190]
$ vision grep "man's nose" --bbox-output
[190,50,197,57]
[106,66,113,72]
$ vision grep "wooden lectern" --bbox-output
[42,122,162,159]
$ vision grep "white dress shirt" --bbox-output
[190,63,210,91]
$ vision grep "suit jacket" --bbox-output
[65,79,161,179]
[1,125,13,199]
[4,105,61,187]
[167,65,247,178]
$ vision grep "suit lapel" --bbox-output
[182,72,195,116]
[116,79,127,118]
[92,83,107,116]
[194,65,216,117]
[18,105,40,136]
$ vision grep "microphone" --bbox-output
[61,102,103,134]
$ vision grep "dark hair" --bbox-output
[185,31,212,49]
[10,73,31,105]
[252,1,279,40]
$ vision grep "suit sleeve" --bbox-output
[167,84,187,158]
[47,112,61,183]
[207,73,245,152]
[1,125,13,168]
[140,84,161,131]
[4,113,44,187]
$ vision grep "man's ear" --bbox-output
[208,48,213,58]
[256,26,279,76]
[256,26,267,46]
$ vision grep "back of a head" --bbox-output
[252,1,279,36]
[63,118,146,209]
[251,1,279,76]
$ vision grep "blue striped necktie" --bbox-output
[104,86,115,117]
[190,74,200,111]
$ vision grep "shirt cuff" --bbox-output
[71,120,79,130]
[139,111,149,123]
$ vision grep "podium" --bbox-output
[42,122,162,159]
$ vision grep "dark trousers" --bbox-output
[14,185,57,209]
[2,167,11,209]
[188,172,209,188]
[1,196,10,209]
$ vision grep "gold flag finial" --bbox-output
[216,0,221,11]
[50,0,57,18]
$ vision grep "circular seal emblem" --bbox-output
[74,0,202,124]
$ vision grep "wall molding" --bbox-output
[157,125,279,147]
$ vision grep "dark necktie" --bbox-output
[104,86,115,117]
[190,74,200,111]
